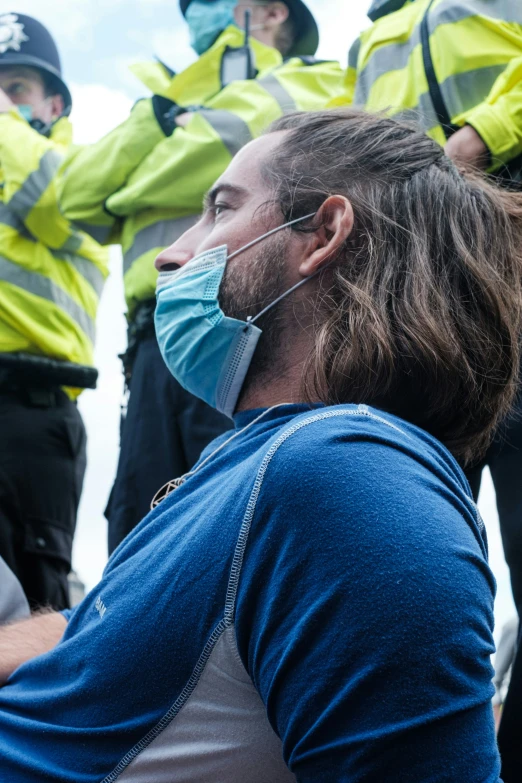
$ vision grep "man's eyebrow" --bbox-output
[203,183,248,210]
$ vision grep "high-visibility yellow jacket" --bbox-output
[60,27,344,317]
[0,111,109,373]
[337,0,522,169]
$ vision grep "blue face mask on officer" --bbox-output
[13,100,54,136]
[186,0,238,55]
[185,0,268,55]
[155,212,317,418]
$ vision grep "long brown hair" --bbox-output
[263,109,522,465]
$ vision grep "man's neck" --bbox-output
[236,349,316,413]
[236,374,302,412]
[236,297,320,413]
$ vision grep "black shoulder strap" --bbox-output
[291,55,332,67]
[420,0,457,139]
[420,0,522,187]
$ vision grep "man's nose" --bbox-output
[154,221,205,271]
[155,243,192,272]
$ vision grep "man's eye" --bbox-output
[6,83,25,97]
[212,203,229,218]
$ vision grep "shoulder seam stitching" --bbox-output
[102,618,229,781]
[224,405,410,621]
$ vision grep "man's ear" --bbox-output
[50,93,64,119]
[264,2,290,27]
[299,196,354,278]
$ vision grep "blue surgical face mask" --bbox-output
[16,101,53,137]
[186,0,238,55]
[155,213,316,417]
[17,104,33,121]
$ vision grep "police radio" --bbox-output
[220,9,257,88]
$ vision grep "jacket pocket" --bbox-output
[24,517,73,567]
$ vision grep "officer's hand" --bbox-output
[0,87,14,113]
[493,704,502,733]
[444,125,489,170]
[175,112,192,128]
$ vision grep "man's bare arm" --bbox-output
[0,611,67,686]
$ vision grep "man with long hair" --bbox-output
[61,0,341,556]
[0,109,520,780]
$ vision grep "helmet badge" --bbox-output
[0,13,29,55]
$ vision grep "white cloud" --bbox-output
[69,82,133,144]
[308,0,370,65]
[103,55,152,97]
[150,27,197,73]
[3,0,183,48]
[65,83,132,588]
[4,1,100,44]
[75,248,127,590]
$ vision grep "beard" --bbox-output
[218,233,290,392]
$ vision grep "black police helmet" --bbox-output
[179,0,319,57]
[0,13,72,115]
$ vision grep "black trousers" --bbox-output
[498,622,522,783]
[465,412,522,783]
[466,412,522,614]
[0,388,86,611]
[106,336,232,554]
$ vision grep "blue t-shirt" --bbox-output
[0,404,500,782]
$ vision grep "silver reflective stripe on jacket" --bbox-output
[72,221,113,246]
[0,204,36,241]
[198,73,297,157]
[53,248,105,298]
[393,66,506,130]
[198,109,252,157]
[393,90,440,131]
[60,233,83,254]
[0,255,96,343]
[438,63,507,120]
[6,149,62,221]
[354,0,522,109]
[123,215,199,275]
[258,73,297,113]
[0,206,105,298]
[348,38,362,70]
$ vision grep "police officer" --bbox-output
[342,2,522,779]
[61,0,344,554]
[0,14,109,610]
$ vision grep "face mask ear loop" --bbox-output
[227,212,317,262]
[246,261,332,327]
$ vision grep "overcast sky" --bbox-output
[3,0,515,636]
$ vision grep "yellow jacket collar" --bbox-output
[51,116,73,148]
[130,26,282,106]
[0,109,72,148]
